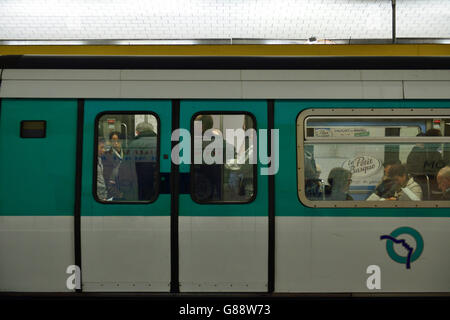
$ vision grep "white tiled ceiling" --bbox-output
[397,0,450,38]
[0,0,448,40]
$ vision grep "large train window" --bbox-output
[191,113,257,203]
[94,112,159,203]
[297,109,450,208]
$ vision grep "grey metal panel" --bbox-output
[361,70,450,81]
[242,81,403,99]
[3,69,449,82]
[0,71,446,99]
[404,81,450,98]
[243,81,363,99]
[2,69,121,80]
[120,81,242,98]
[121,70,241,81]
[361,81,403,99]
[241,70,361,81]
[0,80,121,98]
[0,217,74,292]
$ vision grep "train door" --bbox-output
[178,100,269,292]
[0,99,77,291]
[80,99,172,292]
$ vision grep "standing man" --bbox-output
[128,122,157,201]
[97,138,108,201]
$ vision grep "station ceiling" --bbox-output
[0,0,449,42]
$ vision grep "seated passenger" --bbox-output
[324,167,353,201]
[386,164,422,201]
[366,160,400,201]
[437,166,450,200]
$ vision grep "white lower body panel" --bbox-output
[0,216,74,292]
[81,216,170,292]
[179,216,268,292]
[275,217,450,292]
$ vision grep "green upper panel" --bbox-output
[0,99,77,216]
[2,99,449,217]
[275,100,450,217]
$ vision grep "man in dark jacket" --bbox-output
[103,131,138,201]
[128,122,158,201]
[97,138,108,200]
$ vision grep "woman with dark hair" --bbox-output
[366,160,401,200]
[103,131,138,201]
[387,164,422,201]
[325,167,353,201]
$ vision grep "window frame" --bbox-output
[190,111,258,205]
[296,108,450,208]
[93,111,161,205]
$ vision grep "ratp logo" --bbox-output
[380,227,424,269]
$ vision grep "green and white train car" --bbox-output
[0,56,449,294]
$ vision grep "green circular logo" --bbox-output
[380,227,424,269]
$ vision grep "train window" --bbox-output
[20,120,46,138]
[191,113,257,203]
[95,113,159,203]
[297,109,450,208]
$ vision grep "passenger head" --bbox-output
[437,166,450,193]
[109,131,123,152]
[135,122,154,136]
[387,164,408,187]
[383,159,401,177]
[195,115,214,134]
[98,138,106,156]
[327,168,352,192]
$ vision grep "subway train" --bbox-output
[0,55,449,295]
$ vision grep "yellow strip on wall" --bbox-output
[1,44,450,56]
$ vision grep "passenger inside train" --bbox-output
[193,114,255,203]
[302,116,450,203]
[95,114,158,202]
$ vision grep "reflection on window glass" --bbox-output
[96,113,158,202]
[301,115,450,203]
[192,114,256,203]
